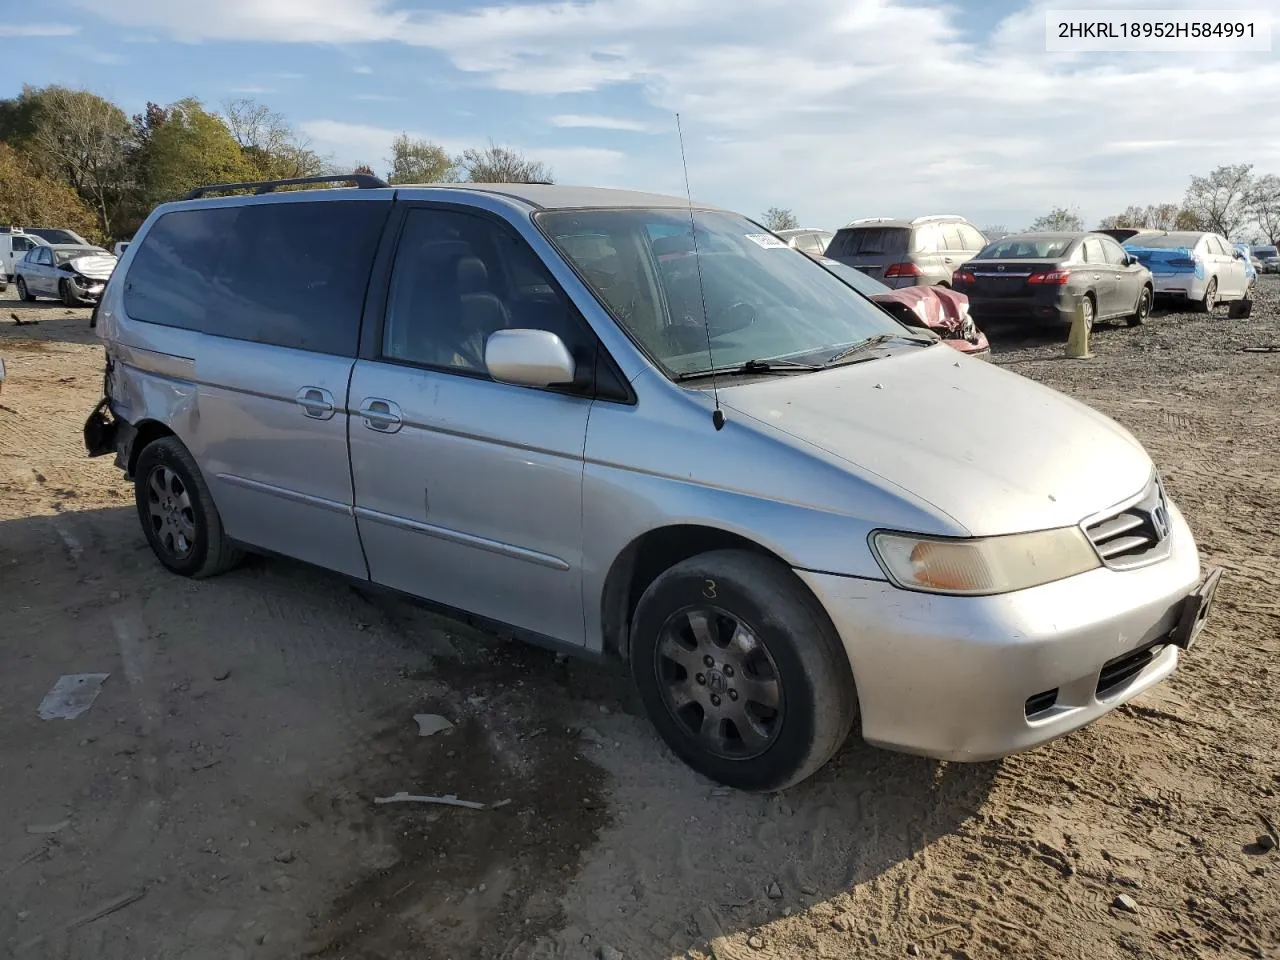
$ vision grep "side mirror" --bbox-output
[485,328,576,388]
[1124,255,1137,266]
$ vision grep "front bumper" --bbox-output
[66,277,107,303]
[798,501,1205,762]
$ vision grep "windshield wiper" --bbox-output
[823,333,936,367]
[676,357,822,382]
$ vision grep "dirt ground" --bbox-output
[1,281,1277,960]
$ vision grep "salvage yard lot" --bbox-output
[1,285,1278,960]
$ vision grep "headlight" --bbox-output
[870,527,1100,595]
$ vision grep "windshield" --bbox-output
[1253,246,1278,257]
[537,208,913,377]
[814,257,892,296]
[975,237,1074,259]
[1126,233,1201,249]
[54,247,106,264]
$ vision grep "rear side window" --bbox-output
[124,200,389,356]
[1082,239,1105,263]
[958,224,987,250]
[827,227,909,258]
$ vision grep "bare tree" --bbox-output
[1246,173,1280,244]
[1183,164,1253,238]
[386,134,457,184]
[223,97,325,180]
[762,207,799,231]
[979,224,1008,240]
[1027,206,1083,232]
[456,141,552,183]
[26,86,130,237]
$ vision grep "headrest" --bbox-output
[456,257,489,295]
[652,234,694,258]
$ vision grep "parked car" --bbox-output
[0,229,49,289]
[1233,243,1259,289]
[1123,231,1252,312]
[1250,243,1279,274]
[952,232,1154,328]
[1095,227,1162,244]
[15,244,117,305]
[825,215,987,288]
[19,226,92,246]
[774,228,833,257]
[85,175,1220,791]
[811,255,990,357]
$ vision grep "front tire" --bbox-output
[629,549,858,791]
[1198,277,1218,313]
[134,437,242,578]
[16,276,35,302]
[1127,286,1152,326]
[59,279,78,307]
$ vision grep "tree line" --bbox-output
[0,84,555,244]
[761,164,1280,245]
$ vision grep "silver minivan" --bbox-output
[85,175,1222,791]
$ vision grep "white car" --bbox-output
[1123,231,1252,312]
[14,244,118,306]
[0,230,49,289]
[774,227,834,257]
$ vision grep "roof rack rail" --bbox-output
[182,172,389,201]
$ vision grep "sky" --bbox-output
[1,0,1278,232]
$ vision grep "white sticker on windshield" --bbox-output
[745,233,789,249]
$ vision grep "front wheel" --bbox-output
[16,276,35,302]
[1127,286,1152,326]
[1198,277,1218,313]
[134,437,242,578]
[59,279,78,307]
[629,549,858,791]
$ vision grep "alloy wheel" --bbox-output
[146,465,197,560]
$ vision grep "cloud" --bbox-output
[0,23,80,37]
[350,93,405,102]
[299,118,626,183]
[352,65,374,74]
[229,85,279,94]
[550,114,655,133]
[66,0,1280,227]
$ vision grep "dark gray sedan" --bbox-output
[951,232,1154,328]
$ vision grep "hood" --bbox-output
[64,255,117,280]
[872,285,967,332]
[716,344,1153,536]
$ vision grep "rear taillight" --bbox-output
[883,262,923,279]
[953,270,975,285]
[1027,270,1071,285]
[1169,257,1197,267]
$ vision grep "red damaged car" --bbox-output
[812,255,990,358]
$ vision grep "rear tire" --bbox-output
[1081,292,1096,329]
[134,437,242,579]
[1198,277,1218,313]
[629,549,858,792]
[16,276,35,302]
[1127,286,1152,326]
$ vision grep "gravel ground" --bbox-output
[0,281,1277,960]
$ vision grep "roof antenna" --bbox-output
[676,113,725,431]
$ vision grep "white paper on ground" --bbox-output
[38,673,110,720]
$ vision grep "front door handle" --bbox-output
[295,386,336,420]
[357,398,403,433]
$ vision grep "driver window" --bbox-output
[382,207,588,378]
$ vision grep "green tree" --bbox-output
[762,207,799,231]
[455,142,552,183]
[386,134,457,184]
[1027,206,1083,232]
[134,98,255,207]
[0,142,100,241]
[223,97,326,180]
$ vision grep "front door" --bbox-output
[1101,236,1143,313]
[348,202,596,645]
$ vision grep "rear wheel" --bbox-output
[1080,292,1096,328]
[16,276,35,302]
[1127,286,1152,326]
[629,549,858,791]
[134,437,242,578]
[1198,277,1218,313]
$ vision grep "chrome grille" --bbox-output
[1084,475,1173,569]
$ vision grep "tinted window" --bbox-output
[939,224,964,250]
[958,224,987,250]
[975,237,1074,259]
[1125,232,1202,249]
[827,227,909,258]
[125,200,388,355]
[1252,245,1278,257]
[34,247,52,265]
[13,237,34,252]
[382,206,588,378]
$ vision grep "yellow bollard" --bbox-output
[1064,298,1093,359]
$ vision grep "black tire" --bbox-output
[1198,277,1218,313]
[59,279,78,307]
[16,276,35,302]
[629,549,858,792]
[1127,285,1153,326]
[134,437,242,578]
